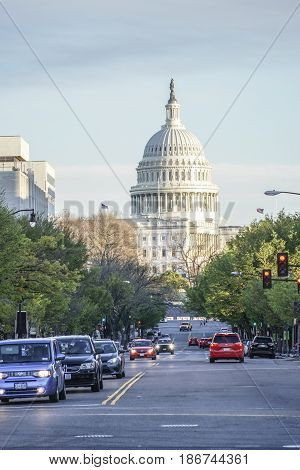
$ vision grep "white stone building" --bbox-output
[130,80,220,275]
[0,136,55,217]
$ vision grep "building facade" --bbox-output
[0,136,55,216]
[130,80,220,276]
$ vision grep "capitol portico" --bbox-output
[130,80,220,276]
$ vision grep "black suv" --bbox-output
[56,336,103,391]
[249,336,275,359]
[155,338,175,355]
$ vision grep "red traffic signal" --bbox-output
[262,269,272,289]
[277,252,288,277]
[297,279,300,294]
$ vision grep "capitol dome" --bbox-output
[130,79,220,276]
[142,79,206,163]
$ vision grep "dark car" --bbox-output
[155,338,175,355]
[0,338,66,403]
[56,336,103,391]
[249,336,275,359]
[94,340,125,379]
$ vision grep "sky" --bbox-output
[0,0,300,225]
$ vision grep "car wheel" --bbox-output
[152,357,156,360]
[171,351,174,355]
[59,382,67,400]
[116,373,123,379]
[130,357,134,361]
[239,357,244,363]
[49,384,59,403]
[122,370,125,378]
[91,373,101,392]
[156,351,160,355]
[209,358,215,363]
[271,355,276,359]
[100,376,104,389]
[249,354,254,359]
[0,398,9,403]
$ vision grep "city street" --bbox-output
[0,320,300,450]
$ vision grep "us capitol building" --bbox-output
[130,80,230,276]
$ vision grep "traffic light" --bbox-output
[297,279,300,294]
[262,269,272,289]
[277,252,288,277]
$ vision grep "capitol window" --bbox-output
[143,249,147,257]
[169,171,172,181]
[162,248,166,257]
[162,171,166,181]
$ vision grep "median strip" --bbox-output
[110,372,145,405]
[101,372,144,406]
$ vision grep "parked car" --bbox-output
[188,337,199,346]
[249,336,275,359]
[56,336,103,391]
[129,340,156,360]
[199,337,213,349]
[180,322,192,331]
[0,338,66,403]
[155,338,175,355]
[209,333,244,363]
[94,340,125,379]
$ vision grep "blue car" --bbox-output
[0,338,66,403]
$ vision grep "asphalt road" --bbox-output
[1,320,300,450]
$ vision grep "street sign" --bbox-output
[294,301,300,318]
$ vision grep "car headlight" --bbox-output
[149,348,154,353]
[0,372,8,380]
[268,343,274,347]
[107,358,119,365]
[33,370,51,378]
[80,362,96,370]
[131,349,137,354]
[169,344,174,349]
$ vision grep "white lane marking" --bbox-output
[75,434,113,438]
[161,424,198,428]
[283,444,300,448]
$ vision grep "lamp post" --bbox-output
[12,208,36,227]
[264,190,300,197]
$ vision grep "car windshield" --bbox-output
[158,339,171,344]
[254,337,272,343]
[213,335,240,344]
[0,343,51,363]
[94,343,117,354]
[132,341,152,347]
[57,339,92,355]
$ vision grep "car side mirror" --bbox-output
[56,353,65,362]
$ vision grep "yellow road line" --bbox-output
[101,372,143,406]
[110,372,145,406]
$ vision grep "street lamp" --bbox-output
[12,209,36,227]
[264,190,300,197]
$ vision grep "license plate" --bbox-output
[259,345,267,348]
[14,382,27,390]
[139,353,144,357]
[223,348,231,351]
[64,373,72,380]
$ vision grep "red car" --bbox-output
[188,337,199,346]
[199,337,213,349]
[209,333,244,363]
[129,340,156,361]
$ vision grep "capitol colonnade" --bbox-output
[131,191,218,214]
